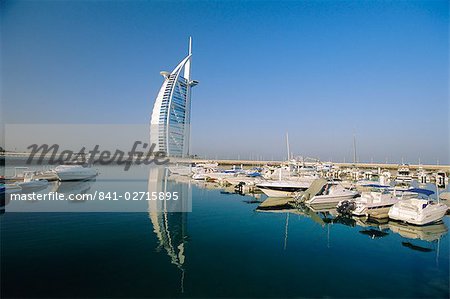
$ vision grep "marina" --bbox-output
[1,1,449,298]
[2,157,449,214]
[1,162,449,298]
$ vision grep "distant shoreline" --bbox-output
[1,152,449,173]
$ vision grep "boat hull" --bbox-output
[389,205,448,226]
[57,174,98,181]
[258,188,298,198]
[353,205,395,218]
[306,193,356,205]
[257,186,307,198]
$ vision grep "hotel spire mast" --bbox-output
[184,36,192,81]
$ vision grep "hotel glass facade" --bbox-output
[150,38,197,157]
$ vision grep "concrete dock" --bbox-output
[170,158,450,173]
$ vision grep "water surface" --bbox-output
[1,164,449,298]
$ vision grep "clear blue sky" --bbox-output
[1,0,449,163]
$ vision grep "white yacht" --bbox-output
[388,198,448,226]
[53,164,98,181]
[352,190,399,218]
[304,183,358,206]
[395,164,412,183]
[256,180,310,198]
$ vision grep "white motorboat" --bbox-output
[17,171,49,190]
[305,183,358,206]
[352,190,399,218]
[53,164,98,181]
[168,165,193,176]
[388,198,448,226]
[192,173,209,180]
[395,164,412,183]
[257,180,310,198]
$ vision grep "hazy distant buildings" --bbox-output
[150,37,198,157]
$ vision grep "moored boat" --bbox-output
[256,180,310,198]
[388,198,448,226]
[53,164,98,181]
[395,164,412,183]
[303,182,358,206]
[351,190,399,218]
[17,171,49,191]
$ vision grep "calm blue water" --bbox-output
[1,164,449,298]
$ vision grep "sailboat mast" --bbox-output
[286,132,290,161]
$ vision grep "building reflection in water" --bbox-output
[147,167,191,293]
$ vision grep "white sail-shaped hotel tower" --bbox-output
[150,37,198,157]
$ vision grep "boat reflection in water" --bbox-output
[54,179,95,195]
[256,196,448,247]
[147,167,191,293]
[256,199,340,249]
[392,221,446,256]
[389,221,448,242]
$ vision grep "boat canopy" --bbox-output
[407,188,434,196]
[301,178,327,201]
[361,183,391,188]
[247,172,261,177]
